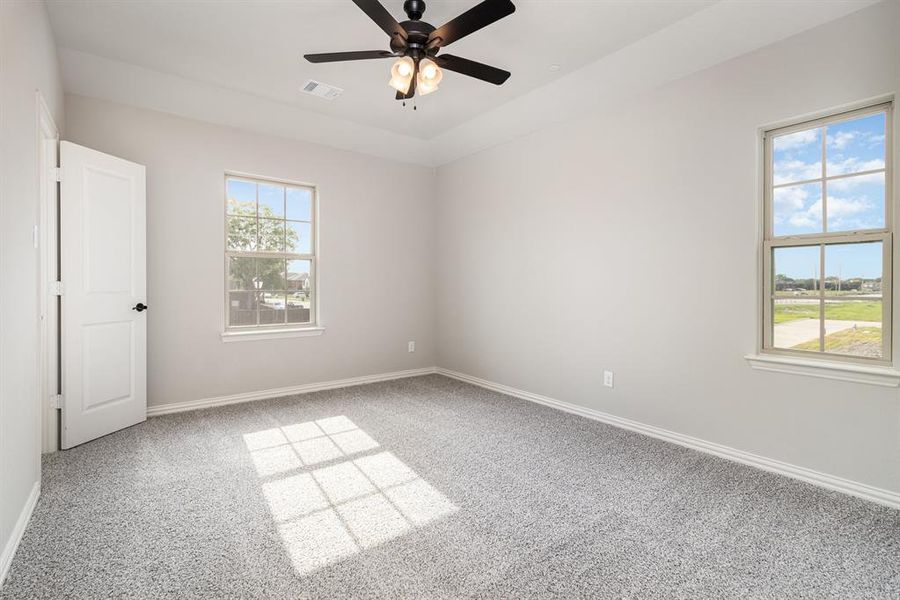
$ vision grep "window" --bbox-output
[225,174,317,331]
[763,103,892,363]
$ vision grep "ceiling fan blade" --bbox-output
[304,50,398,63]
[428,0,515,48]
[435,54,511,85]
[351,0,407,43]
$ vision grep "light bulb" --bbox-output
[419,58,442,84]
[388,57,415,94]
[416,59,442,96]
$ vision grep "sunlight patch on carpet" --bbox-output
[244,417,458,576]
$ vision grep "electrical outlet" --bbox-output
[603,370,614,388]
[408,341,415,353]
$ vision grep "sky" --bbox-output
[774,241,882,280]
[227,178,312,222]
[772,111,886,237]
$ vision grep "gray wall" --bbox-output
[435,1,900,494]
[0,0,64,573]
[64,96,436,408]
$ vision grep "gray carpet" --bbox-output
[2,374,899,599]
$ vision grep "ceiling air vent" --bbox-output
[301,80,343,101]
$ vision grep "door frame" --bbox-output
[37,91,60,453]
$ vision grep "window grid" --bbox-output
[762,102,893,364]
[225,174,317,331]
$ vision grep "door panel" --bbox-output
[82,322,134,410]
[61,141,147,449]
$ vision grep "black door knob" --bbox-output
[133,303,148,312]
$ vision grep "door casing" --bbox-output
[37,91,60,454]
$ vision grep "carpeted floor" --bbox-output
[2,374,899,599]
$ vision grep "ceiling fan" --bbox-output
[304,0,515,100]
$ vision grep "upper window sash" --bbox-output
[764,102,893,242]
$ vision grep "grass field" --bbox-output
[793,327,883,357]
[774,301,882,324]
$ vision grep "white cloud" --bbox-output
[774,185,819,228]
[827,172,883,192]
[827,129,885,150]
[773,159,821,185]
[826,131,855,149]
[827,195,871,217]
[826,195,879,230]
[788,198,822,228]
[827,157,885,176]
[774,128,819,151]
[780,194,876,231]
[774,185,808,211]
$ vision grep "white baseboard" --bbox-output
[0,481,40,587]
[436,367,900,510]
[147,367,438,417]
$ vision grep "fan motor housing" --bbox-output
[392,19,436,55]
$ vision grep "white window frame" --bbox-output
[761,101,894,366]
[222,172,320,339]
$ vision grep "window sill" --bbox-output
[221,327,325,343]
[745,353,900,387]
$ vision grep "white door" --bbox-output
[60,141,147,449]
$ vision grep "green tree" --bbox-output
[227,198,300,291]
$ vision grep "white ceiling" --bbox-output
[47,0,714,139]
[47,0,879,166]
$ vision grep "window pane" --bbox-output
[287,187,312,221]
[286,221,313,254]
[259,184,285,218]
[773,127,822,185]
[227,216,257,251]
[287,260,311,324]
[820,242,884,358]
[826,112,886,177]
[288,289,311,324]
[228,257,255,290]
[258,219,286,252]
[256,258,286,290]
[229,291,258,327]
[227,179,256,215]
[772,182,822,237]
[772,245,821,351]
[826,172,885,232]
[259,292,287,325]
[287,260,311,289]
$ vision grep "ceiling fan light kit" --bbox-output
[304,0,515,101]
